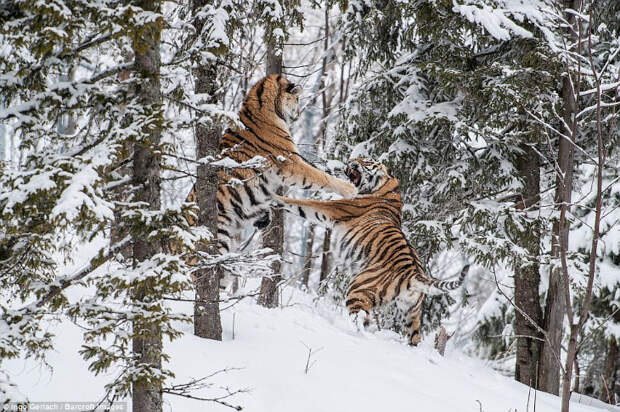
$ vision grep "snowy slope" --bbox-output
[5,281,618,412]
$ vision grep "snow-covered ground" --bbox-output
[5,279,619,412]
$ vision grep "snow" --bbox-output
[5,280,617,412]
[210,155,267,169]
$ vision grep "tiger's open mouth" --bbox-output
[345,166,361,186]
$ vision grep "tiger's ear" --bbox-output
[290,84,303,95]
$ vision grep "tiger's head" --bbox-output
[345,158,394,195]
[248,74,302,123]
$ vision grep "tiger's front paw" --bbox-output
[409,330,421,346]
[337,180,358,199]
[348,311,370,332]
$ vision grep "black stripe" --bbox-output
[256,79,265,108]
[346,298,362,307]
[228,187,243,205]
[245,124,291,153]
[274,94,285,120]
[244,185,258,206]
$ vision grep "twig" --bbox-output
[162,368,247,411]
[300,341,324,374]
[491,265,565,374]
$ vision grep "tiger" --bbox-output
[185,74,357,283]
[273,158,469,346]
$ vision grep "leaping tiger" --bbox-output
[274,158,468,346]
[185,75,357,283]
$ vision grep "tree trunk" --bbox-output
[319,228,331,284]
[301,225,315,288]
[561,327,579,412]
[192,0,222,341]
[600,337,617,404]
[258,41,283,308]
[513,143,543,389]
[131,2,162,411]
[539,0,580,395]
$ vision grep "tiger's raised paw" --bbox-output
[253,210,271,229]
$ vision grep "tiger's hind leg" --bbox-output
[346,288,376,331]
[216,204,243,291]
[397,293,425,346]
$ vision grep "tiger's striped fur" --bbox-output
[185,75,356,285]
[275,159,468,345]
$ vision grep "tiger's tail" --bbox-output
[411,264,470,296]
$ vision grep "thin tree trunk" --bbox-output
[318,9,334,288]
[301,225,315,288]
[573,353,580,393]
[258,40,283,308]
[540,26,576,400]
[513,142,543,389]
[600,337,617,404]
[540,0,580,396]
[131,2,162,410]
[561,22,605,411]
[192,0,222,341]
[319,228,331,284]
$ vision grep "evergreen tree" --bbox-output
[0,0,231,406]
[334,0,561,346]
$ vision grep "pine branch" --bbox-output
[87,63,135,84]
[34,236,131,309]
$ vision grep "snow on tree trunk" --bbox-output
[319,229,331,284]
[192,0,223,341]
[131,1,163,410]
[301,225,315,288]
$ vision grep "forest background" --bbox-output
[0,0,618,411]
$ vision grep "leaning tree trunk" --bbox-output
[192,0,223,341]
[131,2,163,411]
[513,142,543,389]
[539,0,580,395]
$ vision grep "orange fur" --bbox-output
[184,75,355,287]
[276,159,468,345]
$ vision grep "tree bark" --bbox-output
[319,228,331,284]
[513,143,543,389]
[301,225,315,288]
[131,2,162,411]
[539,0,580,395]
[600,337,617,404]
[258,41,283,308]
[561,21,604,411]
[192,0,223,341]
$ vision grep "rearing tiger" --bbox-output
[274,158,469,346]
[185,74,356,274]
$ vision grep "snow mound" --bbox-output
[5,284,618,412]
